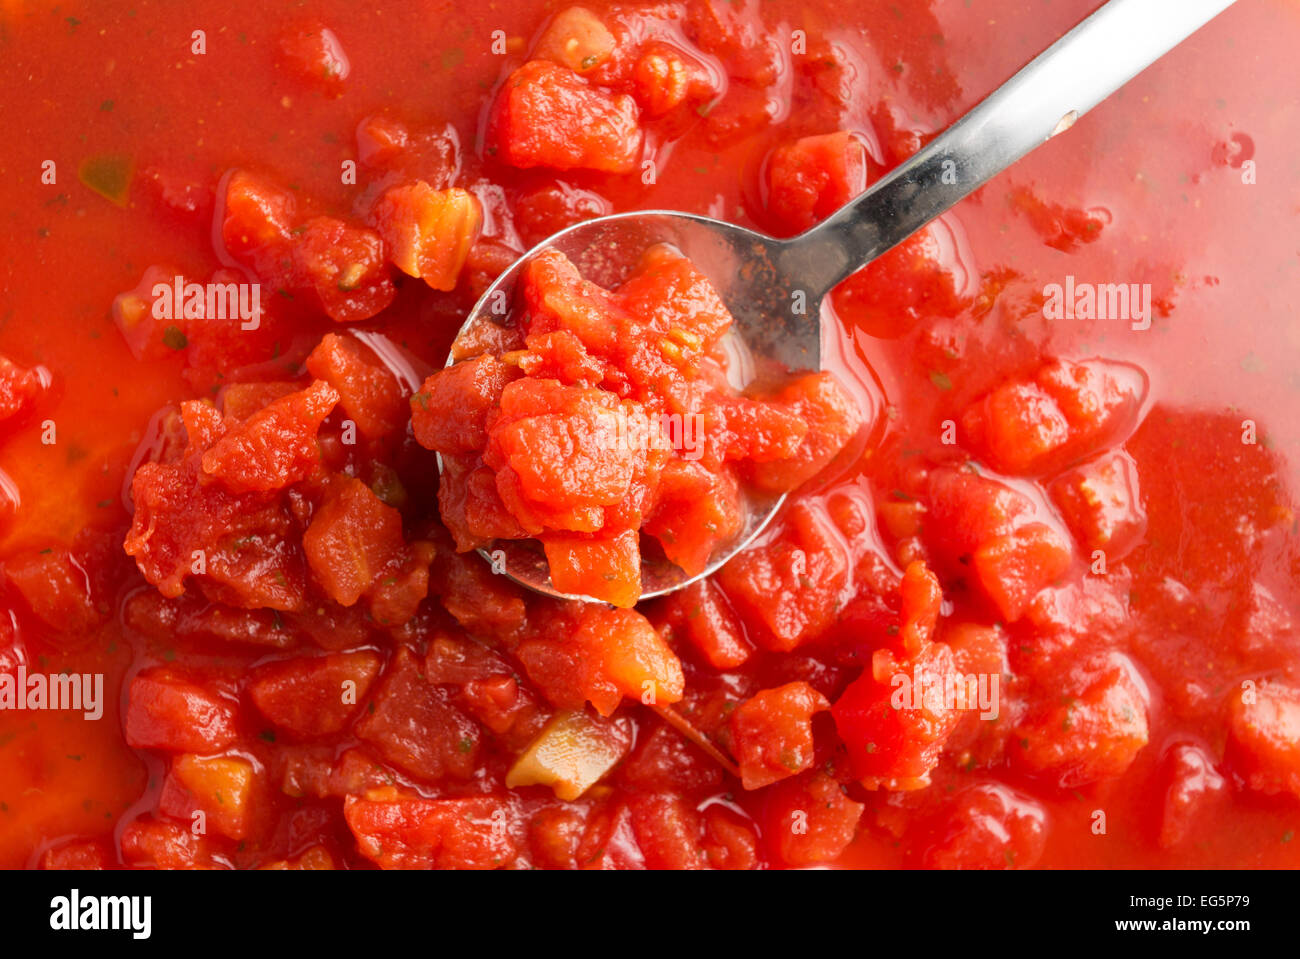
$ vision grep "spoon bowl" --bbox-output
[443,210,819,603]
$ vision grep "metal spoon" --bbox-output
[445,0,1237,603]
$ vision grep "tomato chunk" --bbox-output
[355,648,481,782]
[248,650,383,737]
[125,669,238,753]
[305,333,408,439]
[729,682,829,790]
[1228,682,1300,798]
[490,60,642,173]
[201,380,339,492]
[345,795,518,869]
[763,771,864,868]
[370,183,482,291]
[832,643,963,790]
[765,132,867,235]
[516,605,684,716]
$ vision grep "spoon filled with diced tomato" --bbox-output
[417,0,1237,607]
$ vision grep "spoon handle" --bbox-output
[782,0,1238,299]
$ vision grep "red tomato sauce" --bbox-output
[0,0,1297,869]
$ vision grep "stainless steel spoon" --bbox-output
[444,0,1237,603]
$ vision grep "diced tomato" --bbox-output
[832,643,962,790]
[489,59,642,173]
[1228,682,1300,798]
[485,378,641,533]
[260,845,338,870]
[628,794,705,869]
[219,170,296,271]
[528,805,590,869]
[428,544,528,640]
[345,795,518,869]
[124,668,238,753]
[718,498,851,651]
[765,132,867,236]
[632,41,716,118]
[708,394,809,464]
[369,183,481,291]
[657,578,752,669]
[763,771,864,868]
[575,801,651,869]
[292,216,396,322]
[701,804,760,870]
[1157,742,1226,848]
[39,840,113,870]
[159,754,261,841]
[615,243,734,343]
[971,522,1073,622]
[5,545,105,638]
[532,6,616,75]
[744,372,863,494]
[461,675,550,747]
[542,528,641,607]
[218,381,298,420]
[643,460,743,576]
[120,818,217,870]
[921,783,1048,869]
[302,476,407,607]
[411,355,517,455]
[305,333,408,440]
[615,722,725,796]
[895,560,942,658]
[830,220,970,339]
[277,20,350,96]
[522,248,626,352]
[728,682,829,789]
[126,450,310,610]
[249,650,383,737]
[513,181,611,248]
[354,648,481,782]
[516,604,683,716]
[201,380,339,492]
[1049,449,1147,559]
[962,358,1146,476]
[424,633,510,685]
[1013,652,1150,788]
[921,467,1034,565]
